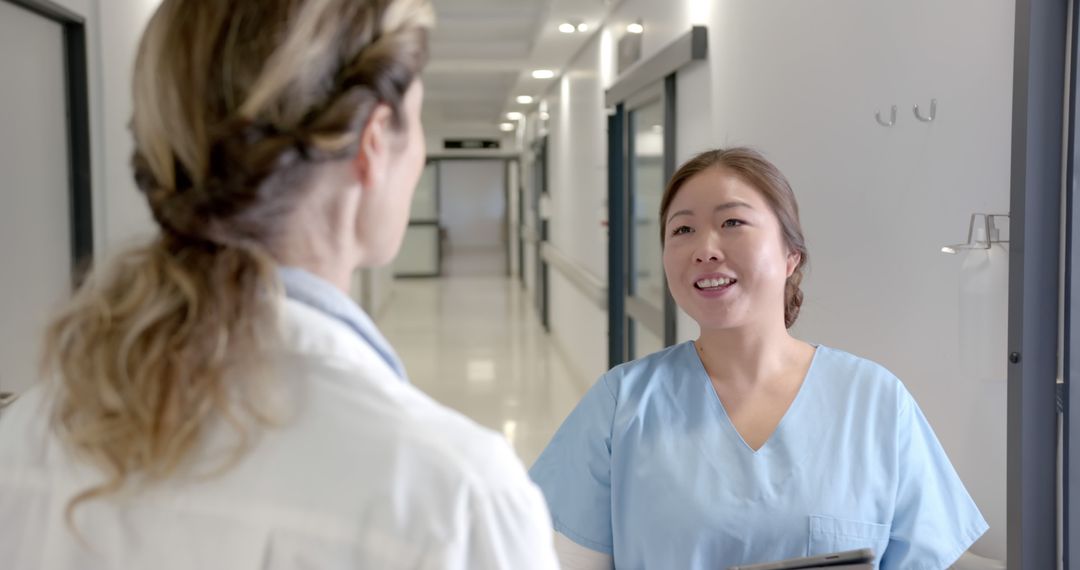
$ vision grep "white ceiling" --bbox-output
[423,0,616,138]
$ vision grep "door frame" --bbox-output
[1010,0,1068,566]
[395,159,443,278]
[620,81,677,360]
[1062,0,1080,565]
[4,0,93,285]
[412,155,519,280]
[532,137,551,331]
[605,26,706,367]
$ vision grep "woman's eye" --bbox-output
[722,219,745,228]
[671,225,693,236]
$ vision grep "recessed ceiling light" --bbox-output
[532,69,556,79]
[627,23,644,34]
[506,111,524,121]
[499,122,515,132]
[577,23,589,33]
[558,22,575,34]
[516,95,534,105]
[540,112,550,121]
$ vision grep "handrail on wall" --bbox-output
[539,243,607,311]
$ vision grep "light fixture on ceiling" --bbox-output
[559,20,589,34]
[627,22,644,34]
[516,95,534,105]
[506,111,524,121]
[499,122,516,132]
[532,69,556,79]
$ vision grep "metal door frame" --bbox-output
[615,80,677,361]
[4,0,93,285]
[1063,0,1080,565]
[605,26,706,367]
[395,159,443,278]
[1011,0,1068,566]
[532,136,551,331]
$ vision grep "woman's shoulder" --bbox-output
[608,340,695,374]
[810,345,913,408]
[813,345,899,379]
[598,341,700,403]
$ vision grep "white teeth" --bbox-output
[696,277,734,289]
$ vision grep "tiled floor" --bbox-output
[378,259,588,467]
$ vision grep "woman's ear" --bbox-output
[786,250,802,278]
[352,103,395,191]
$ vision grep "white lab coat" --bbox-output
[0,298,558,569]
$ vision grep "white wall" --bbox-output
[95,0,160,251]
[547,67,608,280]
[522,33,611,383]
[528,0,1013,560]
[0,1,72,395]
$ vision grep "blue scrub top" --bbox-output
[529,342,987,570]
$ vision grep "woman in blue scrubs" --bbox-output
[529,148,987,570]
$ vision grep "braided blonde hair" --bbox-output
[44,0,433,522]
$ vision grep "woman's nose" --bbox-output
[693,234,723,263]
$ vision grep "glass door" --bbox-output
[393,161,442,277]
[626,92,667,358]
[609,79,678,363]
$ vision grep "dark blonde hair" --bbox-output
[659,148,808,328]
[43,0,433,521]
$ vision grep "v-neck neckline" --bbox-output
[687,341,822,456]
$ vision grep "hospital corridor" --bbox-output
[380,271,585,468]
[0,0,1077,568]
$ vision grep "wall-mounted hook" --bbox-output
[941,213,1009,254]
[875,105,897,127]
[914,99,937,122]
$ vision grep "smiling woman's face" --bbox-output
[661,166,801,333]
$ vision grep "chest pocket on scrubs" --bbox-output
[808,515,889,566]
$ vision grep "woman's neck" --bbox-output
[271,167,363,294]
[695,323,809,390]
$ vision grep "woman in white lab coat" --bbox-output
[0,1,556,568]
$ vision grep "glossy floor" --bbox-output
[378,264,588,467]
